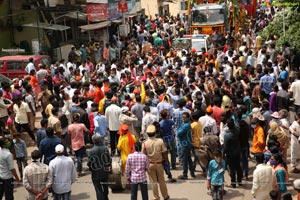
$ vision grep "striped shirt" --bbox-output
[126,152,149,183]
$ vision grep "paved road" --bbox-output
[11,112,300,200]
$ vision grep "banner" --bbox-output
[86,4,108,21]
[108,3,121,20]
[118,0,128,13]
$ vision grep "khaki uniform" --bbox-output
[142,137,169,200]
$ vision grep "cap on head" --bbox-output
[118,124,129,134]
[146,125,156,134]
[206,106,213,114]
[55,144,64,153]
[121,106,129,113]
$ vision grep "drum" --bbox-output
[108,158,126,192]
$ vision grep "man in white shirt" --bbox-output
[78,61,90,76]
[25,58,36,74]
[251,153,274,200]
[105,97,122,156]
[199,106,218,135]
[290,73,300,115]
[13,96,35,142]
[49,144,76,199]
[141,106,158,139]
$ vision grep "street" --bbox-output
[12,111,300,200]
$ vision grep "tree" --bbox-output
[260,8,300,50]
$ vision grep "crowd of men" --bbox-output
[1,4,300,200]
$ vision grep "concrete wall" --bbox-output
[141,0,183,18]
[14,11,47,55]
[141,0,159,18]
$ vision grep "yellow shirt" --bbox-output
[117,133,136,172]
[256,35,262,49]
[191,121,202,148]
[98,97,106,115]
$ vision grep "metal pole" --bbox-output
[36,9,41,54]
[187,0,191,34]
[64,17,68,42]
[283,9,285,44]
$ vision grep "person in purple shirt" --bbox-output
[269,85,278,112]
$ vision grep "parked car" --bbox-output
[0,55,51,79]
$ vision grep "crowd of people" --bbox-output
[1,4,300,200]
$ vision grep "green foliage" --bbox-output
[259,8,300,50]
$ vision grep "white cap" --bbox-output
[121,106,129,113]
[294,179,300,190]
[55,144,64,153]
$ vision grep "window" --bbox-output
[7,61,22,70]
[192,9,225,25]
[40,58,50,67]
[180,1,188,10]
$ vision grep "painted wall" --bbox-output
[141,0,182,18]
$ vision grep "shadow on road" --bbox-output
[71,192,90,199]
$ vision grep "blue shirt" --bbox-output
[173,108,190,130]
[176,120,192,147]
[160,119,175,143]
[276,169,287,192]
[279,70,288,81]
[13,139,27,158]
[207,159,226,186]
[36,128,46,148]
[94,114,108,137]
[260,74,275,95]
[39,136,61,165]
[0,148,14,179]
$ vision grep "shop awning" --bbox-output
[55,11,87,21]
[79,21,111,31]
[112,19,123,24]
[23,22,70,31]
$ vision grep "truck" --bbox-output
[190,3,226,35]
[188,0,249,35]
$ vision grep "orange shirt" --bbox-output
[30,75,39,87]
[103,47,109,61]
[94,87,104,104]
[251,125,266,154]
[103,83,110,94]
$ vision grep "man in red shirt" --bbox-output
[211,97,225,133]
